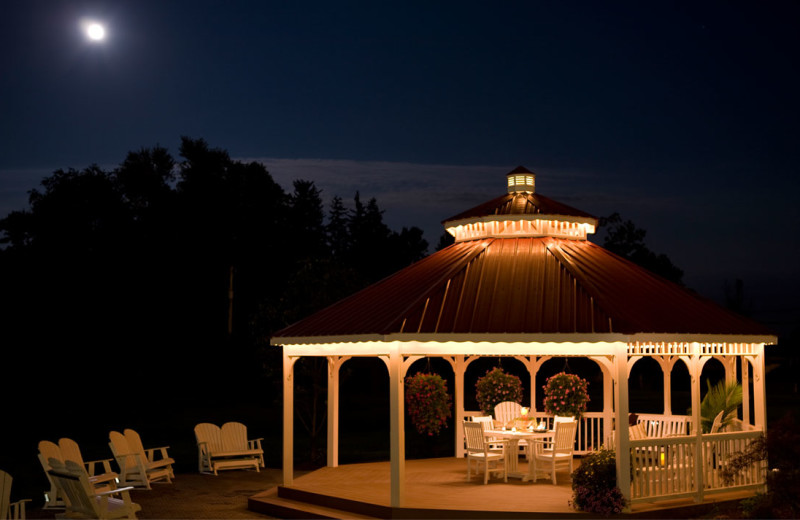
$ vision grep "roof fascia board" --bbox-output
[444,213,598,229]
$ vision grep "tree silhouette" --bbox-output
[597,212,684,285]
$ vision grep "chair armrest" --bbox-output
[144,446,171,461]
[96,485,135,497]
[84,457,115,476]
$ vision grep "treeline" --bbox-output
[0,137,429,402]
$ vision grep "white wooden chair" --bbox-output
[463,421,506,484]
[493,401,522,428]
[38,440,67,509]
[47,459,140,520]
[471,416,503,451]
[108,431,173,489]
[1,469,30,520]
[195,422,264,475]
[220,422,264,469]
[493,401,527,457]
[59,438,119,491]
[39,439,119,510]
[532,420,577,485]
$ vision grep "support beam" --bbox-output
[614,343,631,507]
[752,345,767,431]
[388,344,405,507]
[327,356,350,468]
[742,357,751,426]
[445,355,476,458]
[283,353,297,486]
[690,343,703,503]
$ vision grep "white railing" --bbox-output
[629,430,766,504]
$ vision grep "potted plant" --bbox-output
[542,372,589,420]
[405,372,452,436]
[570,447,626,515]
[475,367,523,416]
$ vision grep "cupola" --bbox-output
[442,165,599,242]
[507,165,535,193]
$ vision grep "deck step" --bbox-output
[248,486,377,519]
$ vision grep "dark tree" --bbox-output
[597,212,684,285]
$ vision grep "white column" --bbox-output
[742,357,751,426]
[448,356,467,458]
[690,344,704,503]
[752,345,767,431]
[388,343,405,507]
[282,352,296,486]
[614,342,631,506]
[660,357,672,414]
[327,356,350,467]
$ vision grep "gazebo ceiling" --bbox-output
[271,166,776,345]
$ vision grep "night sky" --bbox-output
[2,1,798,334]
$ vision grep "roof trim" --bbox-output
[271,331,776,348]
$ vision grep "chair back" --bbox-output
[553,420,578,452]
[0,469,13,520]
[123,429,146,457]
[47,459,99,519]
[472,416,494,429]
[109,431,136,469]
[554,415,574,424]
[463,421,488,453]
[221,422,249,452]
[194,423,223,453]
[58,438,86,467]
[493,401,521,428]
[38,440,63,469]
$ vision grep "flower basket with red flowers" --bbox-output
[405,372,452,436]
[475,367,524,416]
[543,372,589,420]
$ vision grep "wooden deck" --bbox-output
[249,457,753,519]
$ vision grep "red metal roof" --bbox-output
[272,237,774,339]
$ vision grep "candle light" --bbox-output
[520,407,529,418]
[660,452,666,467]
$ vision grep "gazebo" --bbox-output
[270,166,776,510]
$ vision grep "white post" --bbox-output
[661,357,672,414]
[690,344,704,503]
[283,352,296,486]
[752,345,767,431]
[742,357,751,426]
[327,356,349,467]
[388,344,405,507]
[450,356,466,458]
[614,342,631,507]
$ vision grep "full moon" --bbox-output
[86,23,105,41]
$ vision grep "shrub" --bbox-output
[475,367,523,415]
[570,447,626,516]
[405,372,452,436]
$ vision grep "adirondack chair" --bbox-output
[108,431,173,489]
[59,438,119,490]
[0,469,30,520]
[493,401,522,429]
[47,459,140,520]
[532,420,578,485]
[493,401,527,457]
[463,421,506,484]
[38,440,67,509]
[195,422,263,475]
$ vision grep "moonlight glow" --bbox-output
[86,23,106,41]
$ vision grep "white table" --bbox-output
[484,428,554,480]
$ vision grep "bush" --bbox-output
[571,447,626,516]
[475,367,523,415]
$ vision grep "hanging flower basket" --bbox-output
[405,373,452,436]
[475,367,523,416]
[543,372,589,419]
